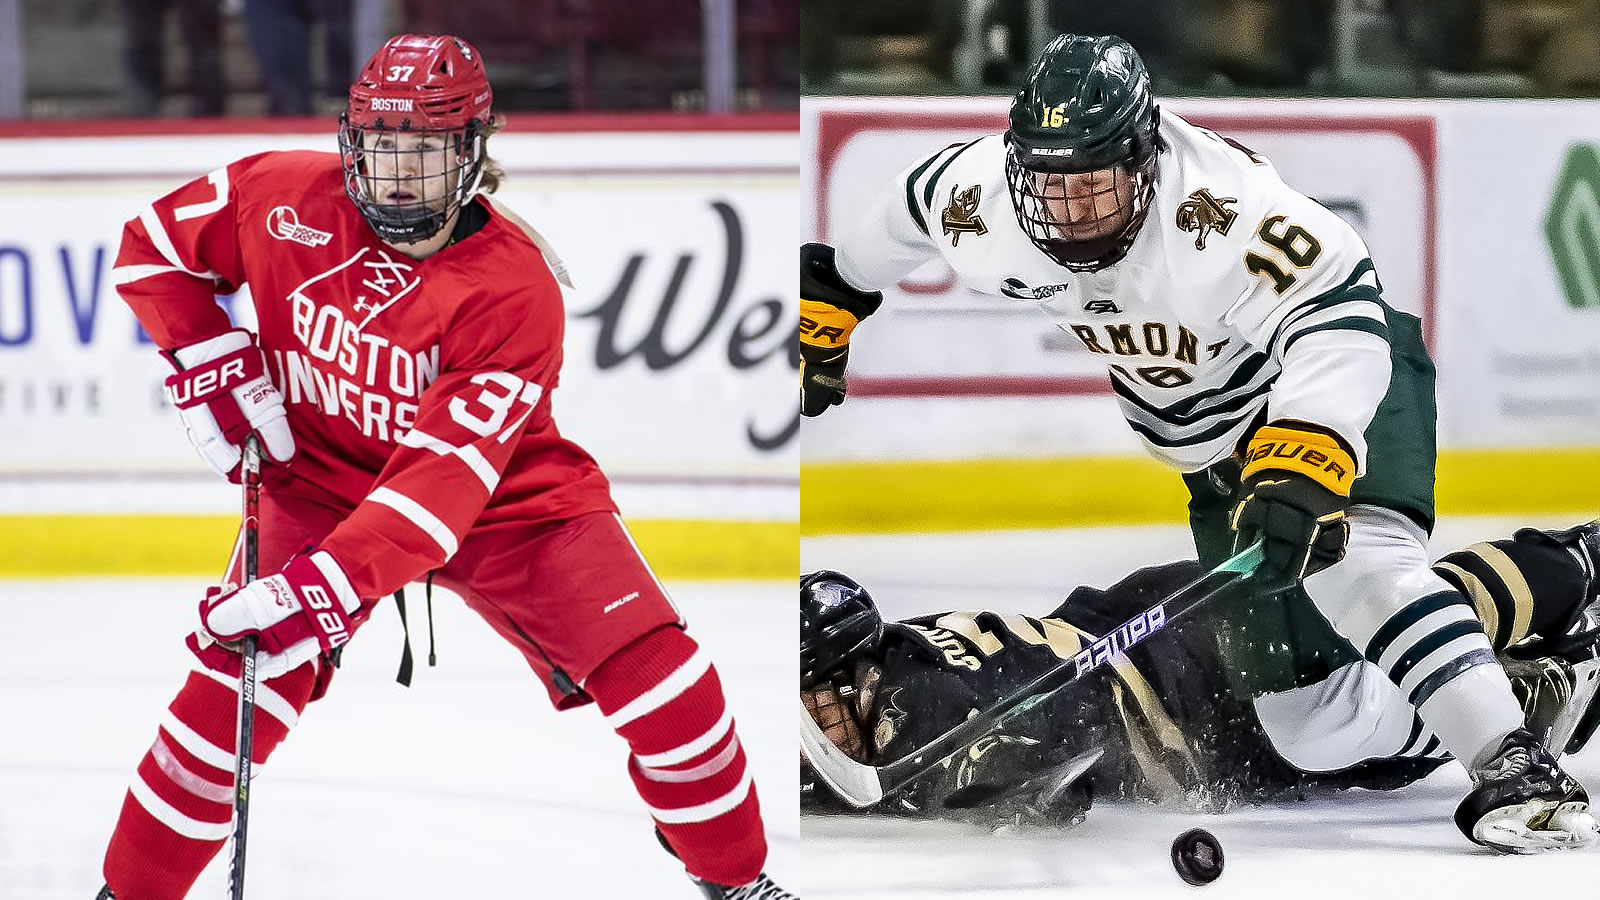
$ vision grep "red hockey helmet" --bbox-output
[339,34,495,243]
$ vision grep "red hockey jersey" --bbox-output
[115,150,617,599]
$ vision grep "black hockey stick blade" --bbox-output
[940,746,1104,810]
[800,541,1264,808]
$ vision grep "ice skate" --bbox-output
[692,871,798,899]
[1455,727,1599,852]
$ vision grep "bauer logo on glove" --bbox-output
[1231,419,1356,588]
[164,357,250,406]
[163,328,296,482]
[799,243,884,417]
[1241,428,1353,494]
[196,550,362,680]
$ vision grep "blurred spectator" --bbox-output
[122,0,225,116]
[1476,0,1600,95]
[404,0,790,111]
[1282,0,1337,86]
[737,0,799,108]
[243,0,352,115]
[1387,0,1482,73]
[804,0,959,90]
[797,0,1600,97]
[1200,0,1334,89]
[1049,0,1183,82]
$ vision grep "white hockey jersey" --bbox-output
[833,109,1397,474]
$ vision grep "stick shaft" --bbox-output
[226,436,262,900]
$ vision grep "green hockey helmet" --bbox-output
[1004,34,1163,271]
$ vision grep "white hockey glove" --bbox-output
[163,328,295,482]
[195,550,363,681]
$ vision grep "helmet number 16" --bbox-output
[1243,215,1322,294]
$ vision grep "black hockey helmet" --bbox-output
[801,570,884,690]
[1004,34,1162,271]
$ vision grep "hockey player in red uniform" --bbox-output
[95,34,793,900]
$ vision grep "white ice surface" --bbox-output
[0,579,797,900]
[797,516,1600,898]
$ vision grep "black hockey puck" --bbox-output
[1171,827,1224,886]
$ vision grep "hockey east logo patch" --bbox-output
[1000,277,1071,301]
[1175,188,1238,250]
[267,206,334,248]
[941,184,989,246]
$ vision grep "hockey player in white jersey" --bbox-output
[800,33,1598,852]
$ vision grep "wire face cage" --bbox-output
[1004,150,1157,272]
[338,116,487,244]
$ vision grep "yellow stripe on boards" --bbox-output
[1434,448,1600,517]
[802,455,1186,535]
[802,448,1600,535]
[0,516,796,579]
[0,515,240,576]
[626,519,797,579]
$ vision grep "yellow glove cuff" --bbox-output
[1241,423,1357,497]
[801,299,863,349]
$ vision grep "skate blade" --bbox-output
[1472,800,1600,853]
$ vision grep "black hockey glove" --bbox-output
[801,242,882,417]
[1230,420,1356,591]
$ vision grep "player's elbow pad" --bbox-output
[801,243,884,354]
[802,243,884,320]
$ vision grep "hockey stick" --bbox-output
[800,540,1266,808]
[226,434,262,900]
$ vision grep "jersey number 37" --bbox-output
[449,371,543,441]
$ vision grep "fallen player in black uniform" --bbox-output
[802,522,1600,840]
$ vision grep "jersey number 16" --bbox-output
[1243,215,1322,294]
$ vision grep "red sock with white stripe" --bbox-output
[585,626,766,888]
[102,658,318,900]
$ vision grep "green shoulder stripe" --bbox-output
[1113,373,1277,427]
[1111,350,1272,420]
[1281,314,1391,354]
[902,140,981,236]
[921,137,986,209]
[1127,410,1256,449]
[1267,257,1385,351]
[902,144,960,237]
[1279,257,1376,318]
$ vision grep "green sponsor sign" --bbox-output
[1545,143,1600,310]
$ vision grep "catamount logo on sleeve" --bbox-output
[941,184,989,246]
[267,206,334,248]
[1174,188,1238,250]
